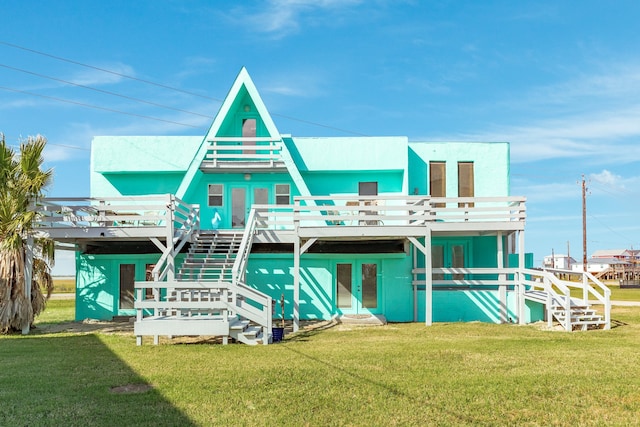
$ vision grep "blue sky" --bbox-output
[2,1,640,274]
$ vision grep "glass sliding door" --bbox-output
[231,187,246,228]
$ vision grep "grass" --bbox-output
[566,280,640,302]
[1,301,640,426]
[51,277,75,294]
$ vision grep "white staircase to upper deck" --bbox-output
[176,231,242,282]
[135,227,272,346]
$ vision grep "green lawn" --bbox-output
[1,300,640,426]
[52,277,75,294]
[566,281,640,302]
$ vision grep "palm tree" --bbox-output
[0,134,54,333]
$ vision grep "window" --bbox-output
[275,184,290,205]
[145,264,155,299]
[458,162,474,208]
[242,118,256,137]
[358,181,378,196]
[208,184,223,206]
[242,118,256,155]
[429,162,446,207]
[336,264,352,308]
[119,264,135,309]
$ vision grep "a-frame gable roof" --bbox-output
[176,67,281,199]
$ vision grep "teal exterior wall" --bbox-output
[75,252,175,321]
[302,171,404,196]
[246,253,413,322]
[183,172,297,230]
[90,136,199,197]
[408,142,510,197]
[508,252,534,268]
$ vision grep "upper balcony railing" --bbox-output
[252,195,526,230]
[200,137,285,170]
[33,194,525,238]
[33,195,200,241]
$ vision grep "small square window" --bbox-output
[275,184,290,205]
[358,182,378,196]
[208,184,223,206]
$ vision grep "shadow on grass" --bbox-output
[0,333,196,426]
[611,318,629,328]
[282,319,340,343]
[282,344,408,397]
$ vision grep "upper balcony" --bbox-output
[32,195,200,243]
[32,195,525,244]
[199,137,286,172]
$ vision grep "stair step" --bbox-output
[230,320,249,331]
[242,325,261,338]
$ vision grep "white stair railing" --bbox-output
[152,196,200,282]
[521,268,610,330]
[232,208,258,284]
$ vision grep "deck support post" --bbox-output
[518,230,526,325]
[293,238,300,332]
[408,231,432,326]
[292,238,316,333]
[166,195,176,282]
[424,228,432,326]
[497,232,507,323]
[22,236,34,335]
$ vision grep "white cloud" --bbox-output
[69,63,136,86]
[231,0,363,38]
[590,170,621,187]
[450,62,640,164]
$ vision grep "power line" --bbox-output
[0,40,367,136]
[0,63,214,119]
[0,85,207,130]
[0,40,221,102]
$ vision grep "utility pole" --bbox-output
[567,240,571,270]
[582,175,588,272]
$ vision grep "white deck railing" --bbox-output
[245,196,526,230]
[202,137,283,168]
[410,266,611,330]
[520,268,610,330]
[134,280,272,345]
[33,194,199,231]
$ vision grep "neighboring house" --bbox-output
[33,68,610,341]
[543,254,576,270]
[578,249,639,280]
[592,249,634,261]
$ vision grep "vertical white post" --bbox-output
[293,238,300,332]
[425,228,432,326]
[518,230,526,325]
[166,194,175,282]
[413,244,417,322]
[22,236,34,335]
[497,232,507,323]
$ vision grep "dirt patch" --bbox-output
[109,384,153,394]
[36,318,134,335]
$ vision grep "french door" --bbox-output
[231,186,269,228]
[336,261,380,314]
[431,241,469,281]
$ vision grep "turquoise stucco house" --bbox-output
[35,68,611,344]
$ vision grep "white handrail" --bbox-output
[232,208,258,284]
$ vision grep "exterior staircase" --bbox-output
[176,231,242,282]
[135,228,273,346]
[524,290,607,331]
